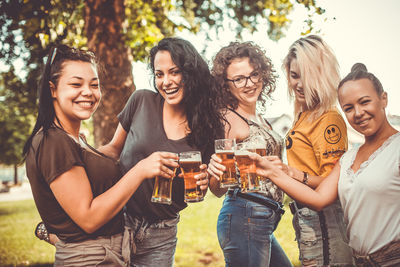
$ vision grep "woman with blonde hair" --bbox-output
[282,35,354,266]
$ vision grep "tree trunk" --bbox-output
[13,164,18,185]
[84,0,135,147]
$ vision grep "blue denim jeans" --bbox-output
[217,191,292,267]
[292,200,354,266]
[124,213,179,267]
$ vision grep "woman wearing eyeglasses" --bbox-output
[207,42,292,267]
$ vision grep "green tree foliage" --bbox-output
[0,68,36,182]
[0,0,323,151]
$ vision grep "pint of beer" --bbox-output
[215,139,238,188]
[252,136,267,183]
[179,151,204,203]
[151,158,178,205]
[235,142,260,193]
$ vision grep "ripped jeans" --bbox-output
[291,199,354,267]
[124,213,179,267]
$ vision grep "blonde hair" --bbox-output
[282,35,340,120]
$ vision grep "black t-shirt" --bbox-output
[25,127,124,242]
[118,89,202,222]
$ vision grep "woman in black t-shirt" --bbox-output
[24,45,178,266]
[99,37,225,266]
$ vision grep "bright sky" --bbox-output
[133,0,400,118]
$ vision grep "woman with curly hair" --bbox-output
[100,37,225,266]
[207,42,292,267]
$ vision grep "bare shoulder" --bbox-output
[223,110,249,140]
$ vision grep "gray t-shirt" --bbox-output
[118,89,201,221]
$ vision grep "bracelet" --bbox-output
[302,171,309,185]
[35,222,50,243]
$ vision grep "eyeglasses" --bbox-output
[226,71,262,88]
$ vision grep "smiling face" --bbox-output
[324,124,341,144]
[339,78,388,137]
[288,59,307,110]
[154,50,184,107]
[51,60,100,125]
[226,57,262,108]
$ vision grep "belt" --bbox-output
[227,190,285,215]
[353,240,400,266]
[353,254,377,266]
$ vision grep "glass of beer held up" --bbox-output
[252,136,267,157]
[151,155,178,205]
[179,151,204,203]
[215,138,238,188]
[235,142,260,193]
[252,136,267,184]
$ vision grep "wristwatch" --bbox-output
[302,171,309,185]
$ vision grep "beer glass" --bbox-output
[151,156,178,205]
[214,138,238,188]
[179,151,204,203]
[253,136,267,157]
[252,136,267,184]
[235,142,260,193]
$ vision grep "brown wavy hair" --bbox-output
[211,41,277,110]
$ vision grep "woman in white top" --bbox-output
[252,63,400,267]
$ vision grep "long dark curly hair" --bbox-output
[149,37,225,160]
[211,41,277,110]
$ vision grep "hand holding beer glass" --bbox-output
[179,151,206,203]
[151,153,179,205]
[235,142,260,193]
[214,139,238,188]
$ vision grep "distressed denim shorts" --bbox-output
[292,199,354,266]
[124,213,179,267]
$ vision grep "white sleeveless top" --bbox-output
[338,132,400,255]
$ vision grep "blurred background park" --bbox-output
[0,0,399,266]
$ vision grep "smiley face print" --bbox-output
[286,131,295,149]
[324,124,341,144]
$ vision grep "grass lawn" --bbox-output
[0,195,300,266]
[0,199,55,266]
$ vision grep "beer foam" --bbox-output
[179,154,202,162]
[234,150,251,156]
[215,150,234,154]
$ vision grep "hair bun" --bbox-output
[351,63,367,73]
